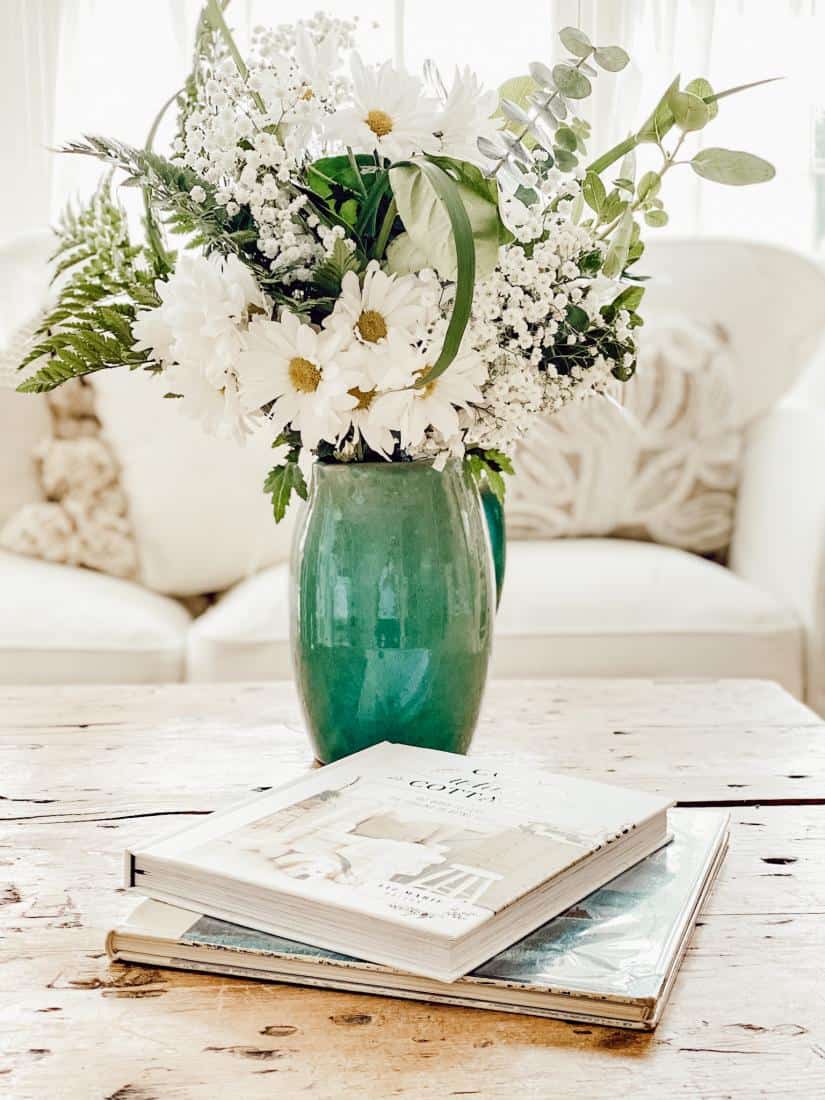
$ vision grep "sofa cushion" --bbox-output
[507,314,742,555]
[92,368,298,598]
[0,549,191,684]
[186,538,803,696]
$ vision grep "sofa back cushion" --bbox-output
[507,314,742,555]
[92,368,297,597]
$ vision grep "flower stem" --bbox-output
[205,0,266,114]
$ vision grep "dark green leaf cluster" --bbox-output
[264,430,308,523]
[17,177,161,394]
[465,448,515,505]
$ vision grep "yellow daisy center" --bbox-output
[357,309,388,343]
[416,367,437,397]
[299,86,315,101]
[288,356,321,393]
[366,109,393,138]
[348,386,376,411]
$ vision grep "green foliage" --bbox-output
[264,459,308,523]
[311,236,364,297]
[264,430,307,522]
[690,147,776,185]
[17,178,160,394]
[465,448,515,506]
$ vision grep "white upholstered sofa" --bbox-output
[2,234,825,712]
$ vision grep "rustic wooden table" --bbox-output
[1,679,824,1099]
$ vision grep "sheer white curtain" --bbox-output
[571,0,825,251]
[3,0,823,252]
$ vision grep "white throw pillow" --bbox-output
[92,369,298,596]
[506,315,742,556]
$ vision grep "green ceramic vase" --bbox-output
[290,459,502,763]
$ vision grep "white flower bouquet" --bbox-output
[18,4,775,519]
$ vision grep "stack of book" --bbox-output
[109,742,728,1030]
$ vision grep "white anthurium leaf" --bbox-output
[528,60,555,88]
[389,164,503,281]
[690,147,776,185]
[385,231,430,276]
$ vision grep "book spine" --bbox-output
[123,849,136,888]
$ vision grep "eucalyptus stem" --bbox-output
[372,197,397,260]
[596,130,686,241]
[492,53,590,179]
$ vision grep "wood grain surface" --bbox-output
[1,679,824,1099]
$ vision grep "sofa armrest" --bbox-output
[729,404,825,713]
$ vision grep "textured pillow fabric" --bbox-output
[506,315,742,556]
[92,368,298,597]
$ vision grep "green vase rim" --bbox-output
[313,457,462,474]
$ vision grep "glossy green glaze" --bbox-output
[290,459,496,763]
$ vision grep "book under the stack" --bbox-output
[111,809,728,1029]
[124,741,672,982]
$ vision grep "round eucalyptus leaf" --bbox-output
[579,61,598,77]
[669,90,709,132]
[554,125,577,152]
[552,64,592,100]
[477,135,504,161]
[644,209,669,227]
[553,147,578,172]
[685,77,719,120]
[528,60,555,89]
[496,75,539,112]
[500,98,531,126]
[528,110,558,148]
[593,45,629,72]
[559,25,592,57]
[690,147,776,186]
[582,171,606,214]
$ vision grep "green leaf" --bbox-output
[644,209,669,227]
[602,207,635,278]
[685,77,718,120]
[559,26,592,58]
[593,45,629,72]
[389,157,477,384]
[603,283,645,320]
[312,236,363,297]
[600,190,627,224]
[553,147,578,172]
[552,64,592,100]
[566,305,589,332]
[668,89,710,132]
[582,171,606,214]
[554,125,578,152]
[637,171,661,201]
[389,156,499,279]
[637,75,680,144]
[263,460,308,523]
[493,75,539,148]
[690,147,776,186]
[483,448,515,476]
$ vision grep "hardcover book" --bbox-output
[125,741,672,982]
[112,810,728,1029]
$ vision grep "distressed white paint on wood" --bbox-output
[1,680,824,1098]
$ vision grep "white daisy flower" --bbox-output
[325,263,429,386]
[237,311,356,449]
[436,67,501,166]
[325,53,439,161]
[131,251,266,439]
[132,251,265,386]
[295,23,340,100]
[373,344,487,449]
[341,379,398,458]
